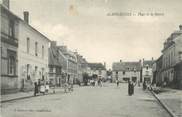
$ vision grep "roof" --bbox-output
[143,60,154,68]
[76,54,87,64]
[58,46,77,61]
[88,63,106,70]
[48,47,62,67]
[162,30,182,52]
[0,4,51,42]
[174,61,182,68]
[1,4,20,21]
[112,61,141,71]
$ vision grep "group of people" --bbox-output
[89,78,103,87]
[115,79,153,96]
[34,80,52,96]
[63,82,74,93]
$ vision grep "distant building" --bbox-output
[161,25,182,87]
[1,3,19,94]
[152,55,163,86]
[173,33,182,89]
[174,61,182,89]
[48,41,64,87]
[75,53,88,82]
[112,60,141,82]
[58,46,77,84]
[141,59,154,83]
[18,11,50,91]
[88,63,107,79]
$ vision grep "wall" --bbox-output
[18,21,49,90]
[1,8,19,94]
[112,70,140,82]
[142,67,153,83]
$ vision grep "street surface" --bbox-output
[1,83,170,117]
[157,88,182,117]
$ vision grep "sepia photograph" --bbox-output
[0,0,182,117]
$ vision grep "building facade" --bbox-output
[152,55,163,86]
[161,25,182,87]
[58,46,77,84]
[88,63,107,80]
[75,53,88,83]
[141,59,154,83]
[174,62,182,89]
[48,41,63,87]
[1,4,19,94]
[18,12,50,91]
[112,61,141,83]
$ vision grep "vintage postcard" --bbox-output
[0,0,182,117]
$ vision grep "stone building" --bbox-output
[1,3,19,94]
[141,59,154,83]
[152,55,163,86]
[173,34,182,89]
[75,53,88,83]
[18,11,50,91]
[58,46,77,84]
[174,61,182,89]
[112,60,141,83]
[161,25,182,87]
[48,41,63,86]
[88,63,107,80]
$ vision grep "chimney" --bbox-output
[51,41,57,47]
[2,0,9,9]
[179,25,182,30]
[139,59,141,63]
[23,11,29,24]
[104,62,106,68]
[120,60,122,63]
[152,57,154,61]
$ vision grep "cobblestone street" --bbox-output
[1,83,170,117]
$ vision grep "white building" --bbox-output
[87,63,107,80]
[112,61,141,83]
[18,12,50,91]
[141,59,154,83]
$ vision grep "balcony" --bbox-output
[1,32,18,47]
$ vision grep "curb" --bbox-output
[150,90,177,117]
[1,89,65,103]
[1,95,35,103]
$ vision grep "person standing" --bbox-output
[128,80,132,96]
[143,81,147,90]
[45,82,49,93]
[131,81,136,95]
[116,80,119,87]
[34,82,38,96]
[138,80,140,87]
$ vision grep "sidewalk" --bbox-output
[152,87,182,117]
[0,87,65,103]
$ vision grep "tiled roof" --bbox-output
[112,61,141,71]
[1,5,51,42]
[48,47,62,67]
[88,63,106,70]
[143,60,154,68]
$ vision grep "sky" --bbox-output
[10,0,182,69]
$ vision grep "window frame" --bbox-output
[8,56,16,75]
[27,38,30,53]
[35,42,38,56]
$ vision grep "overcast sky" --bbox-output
[10,0,182,69]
